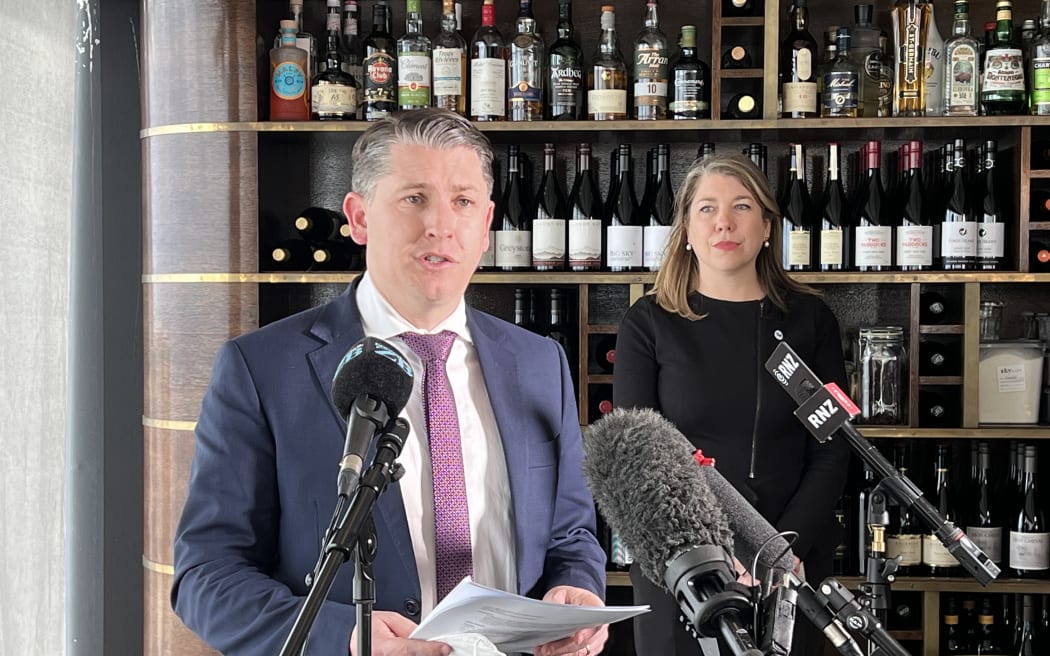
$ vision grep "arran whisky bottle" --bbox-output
[632,0,670,120]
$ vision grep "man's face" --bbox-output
[344,143,493,328]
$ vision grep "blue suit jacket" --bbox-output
[172,283,606,655]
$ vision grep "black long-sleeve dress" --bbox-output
[614,290,851,655]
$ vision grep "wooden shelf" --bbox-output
[721,16,765,26]
[588,374,614,384]
[837,576,1050,593]
[918,376,963,385]
[859,427,1050,439]
[919,325,965,334]
[720,69,765,79]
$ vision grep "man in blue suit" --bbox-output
[172,109,609,656]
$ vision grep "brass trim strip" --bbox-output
[142,555,175,576]
[143,417,197,431]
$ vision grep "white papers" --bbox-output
[410,579,650,654]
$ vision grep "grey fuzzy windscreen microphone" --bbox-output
[583,407,796,586]
[331,336,414,420]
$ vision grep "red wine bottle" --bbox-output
[896,140,934,271]
[567,143,603,272]
[533,143,568,271]
[606,144,643,271]
[496,145,533,271]
[966,442,1004,568]
[886,442,922,575]
[975,139,1006,271]
[294,207,344,242]
[923,444,962,576]
[644,144,674,271]
[939,138,976,270]
[819,142,850,271]
[1010,445,1050,578]
[591,333,616,374]
[852,141,893,271]
[781,142,813,271]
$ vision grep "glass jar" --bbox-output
[856,326,907,425]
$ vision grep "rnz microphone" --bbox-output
[583,408,794,656]
[330,336,414,497]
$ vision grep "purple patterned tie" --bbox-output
[400,331,474,601]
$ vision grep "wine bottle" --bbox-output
[312,0,359,121]
[896,139,934,271]
[942,596,967,653]
[696,142,717,162]
[981,0,1026,115]
[588,5,628,120]
[669,25,710,119]
[919,290,949,324]
[919,338,962,376]
[432,0,467,115]
[853,141,893,271]
[725,92,761,119]
[976,596,1004,654]
[591,333,616,374]
[311,242,354,270]
[533,143,568,271]
[1031,189,1050,219]
[479,160,501,270]
[270,20,311,121]
[508,0,544,121]
[967,442,1005,568]
[547,0,584,120]
[721,44,754,69]
[294,207,343,242]
[855,462,876,575]
[644,144,674,271]
[1030,238,1050,272]
[924,443,962,576]
[513,288,528,328]
[939,138,976,270]
[470,0,508,121]
[723,0,757,17]
[975,140,1006,271]
[546,288,575,370]
[1032,141,1050,169]
[1010,445,1049,578]
[568,143,603,272]
[268,239,314,271]
[604,147,621,231]
[396,0,432,111]
[606,144,643,272]
[780,0,820,118]
[886,442,922,575]
[362,2,397,121]
[496,145,533,271]
[918,388,961,427]
[1016,594,1037,655]
[632,0,670,120]
[781,143,813,271]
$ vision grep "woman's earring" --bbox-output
[763,240,770,248]
[685,243,692,251]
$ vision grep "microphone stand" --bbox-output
[860,487,896,641]
[353,516,377,656]
[279,418,409,656]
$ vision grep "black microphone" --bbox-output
[330,337,414,497]
[583,408,790,656]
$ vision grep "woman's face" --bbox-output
[685,172,771,280]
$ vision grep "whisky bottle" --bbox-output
[588,5,628,120]
[470,0,508,121]
[891,0,929,116]
[362,2,397,121]
[822,28,862,118]
[780,0,820,117]
[669,25,710,119]
[312,0,359,121]
[633,0,670,119]
[981,0,1026,115]
[433,0,467,115]
[396,0,431,110]
[547,0,584,120]
[943,0,981,116]
[508,0,544,121]
[270,20,311,121]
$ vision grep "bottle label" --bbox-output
[886,533,922,566]
[670,72,708,114]
[587,89,628,116]
[819,228,844,267]
[568,219,603,268]
[997,364,1028,393]
[634,46,669,107]
[1032,57,1050,113]
[896,225,933,267]
[923,534,960,567]
[925,29,945,115]
[966,526,1003,563]
[508,79,542,104]
[397,52,432,106]
[610,529,634,566]
[946,43,978,111]
[643,225,673,269]
[983,47,1026,93]
[795,47,814,80]
[977,222,1005,258]
[532,219,567,262]
[606,225,644,268]
[940,220,977,257]
[1009,530,1050,570]
[494,230,532,267]
[549,59,583,107]
[854,225,893,266]
[273,62,307,100]
[470,58,507,117]
[363,51,396,104]
[823,72,860,114]
[432,47,464,96]
[311,82,357,115]
[633,80,669,105]
[782,81,817,113]
[479,231,496,268]
[785,230,811,267]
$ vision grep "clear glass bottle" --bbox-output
[362,2,397,121]
[856,325,906,424]
[943,0,981,116]
[312,0,359,121]
[433,0,467,114]
[1029,0,1050,115]
[780,0,820,117]
[341,0,363,89]
[981,0,1026,115]
[924,0,946,116]
[588,5,628,120]
[822,28,863,117]
[891,0,930,116]
[547,0,584,120]
[851,5,884,118]
[633,0,669,120]
[270,20,311,121]
[397,0,431,110]
[470,0,508,121]
[669,25,710,119]
[508,0,544,121]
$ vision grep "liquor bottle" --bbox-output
[633,0,670,120]
[725,92,761,119]
[819,142,850,271]
[923,444,962,576]
[920,290,949,323]
[722,45,753,69]
[891,0,929,116]
[533,143,568,271]
[342,0,364,93]
[966,442,1005,569]
[670,26,710,119]
[943,596,967,653]
[816,27,838,112]
[822,28,862,117]
[312,0,359,121]
[269,240,314,271]
[1017,595,1037,655]
[1031,238,1050,271]
[287,0,318,83]
[723,0,757,17]
[924,1,946,116]
[851,4,884,118]
[591,334,617,373]
[853,141,893,271]
[644,144,674,271]
[568,144,603,271]
[294,207,343,242]
[897,140,933,270]
[886,442,922,575]
[270,20,311,121]
[976,596,1003,654]
[396,0,431,111]
[940,138,976,270]
[781,143,813,271]
[508,0,544,121]
[589,5,628,120]
[433,0,467,115]
[607,144,643,271]
[362,2,397,121]
[943,0,981,116]
[470,0,508,121]
[547,288,575,369]
[513,288,528,328]
[975,140,1006,271]
[1010,445,1050,578]
[981,0,1027,115]
[547,0,585,120]
[496,146,533,271]
[1031,0,1050,115]
[877,34,894,117]
[780,0,820,118]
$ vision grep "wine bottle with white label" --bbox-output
[966,442,1004,568]
[923,443,962,576]
[1010,445,1050,578]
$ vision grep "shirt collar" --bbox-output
[355,271,472,344]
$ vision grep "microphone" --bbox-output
[330,337,414,497]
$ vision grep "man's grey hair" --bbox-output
[351,109,495,201]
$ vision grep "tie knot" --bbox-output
[400,330,457,364]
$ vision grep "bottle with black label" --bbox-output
[547,0,584,120]
[669,25,710,119]
[362,3,397,121]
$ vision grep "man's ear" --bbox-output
[343,191,368,245]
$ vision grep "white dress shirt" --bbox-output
[355,273,517,617]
